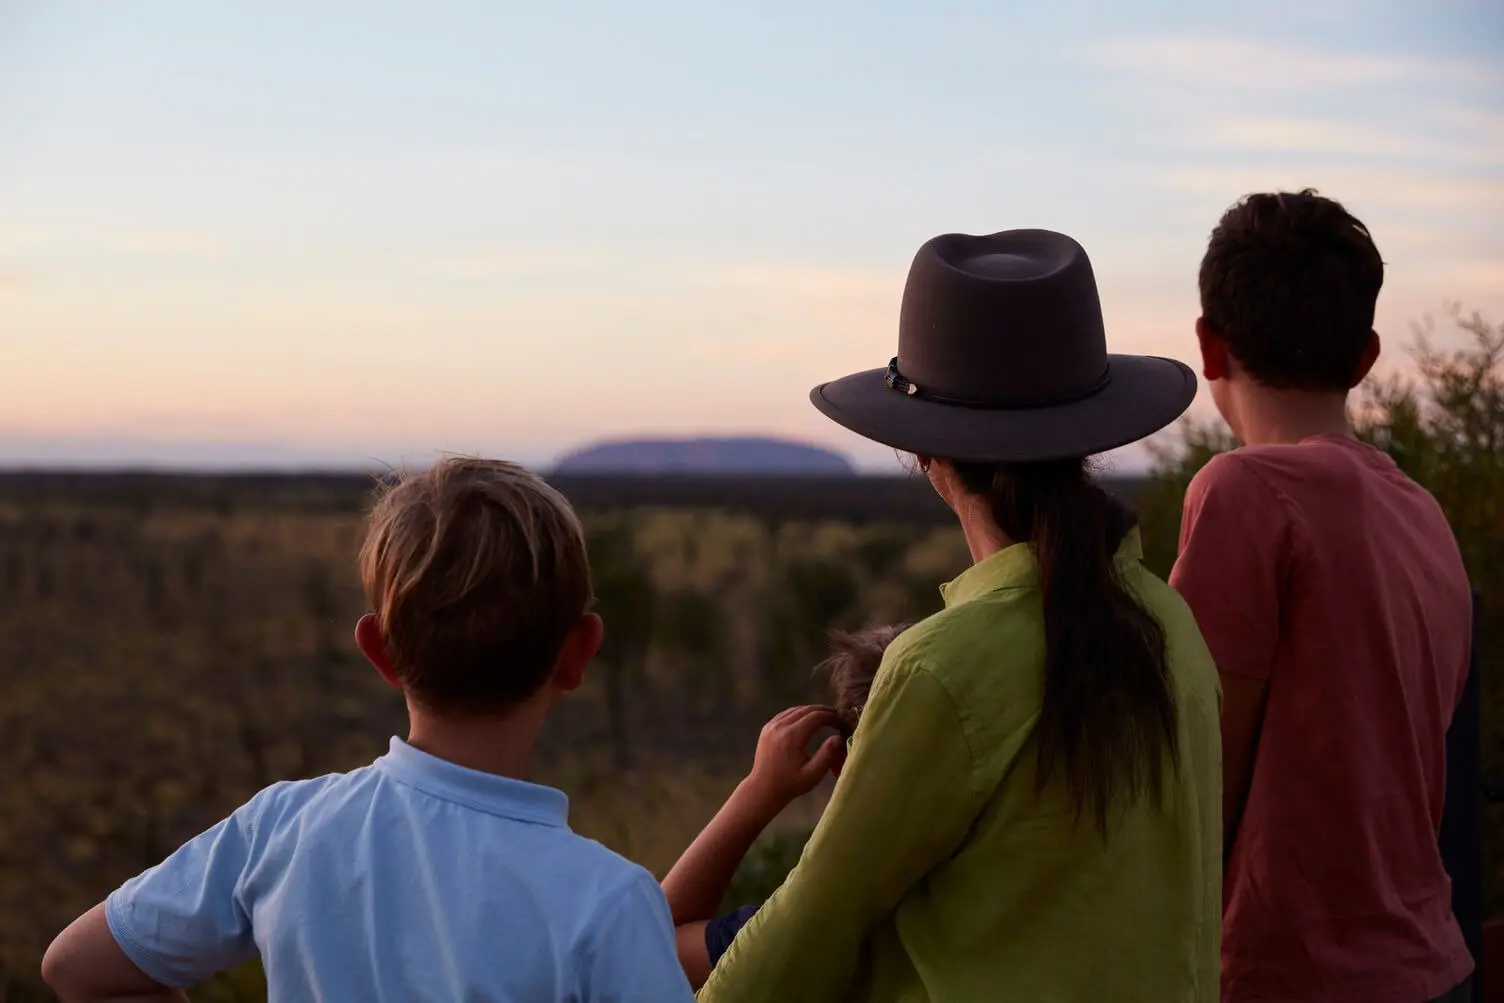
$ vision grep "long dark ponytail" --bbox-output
[951,456,1177,836]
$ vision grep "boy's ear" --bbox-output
[1195,317,1231,381]
[355,614,403,689]
[552,612,603,693]
[1350,329,1381,388]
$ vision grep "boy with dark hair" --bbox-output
[1172,190,1475,1003]
[660,624,907,989]
[43,458,694,1002]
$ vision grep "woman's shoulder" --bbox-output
[1122,562,1197,630]
[1121,564,1221,696]
[877,591,1048,725]
[893,586,1044,667]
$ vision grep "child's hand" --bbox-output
[745,705,846,809]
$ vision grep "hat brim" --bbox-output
[810,355,1197,463]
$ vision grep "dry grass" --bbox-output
[0,492,951,998]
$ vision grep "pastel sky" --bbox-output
[2,0,1500,472]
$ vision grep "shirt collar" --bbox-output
[374,737,570,827]
[940,526,1144,609]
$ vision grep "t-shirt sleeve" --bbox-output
[580,870,696,1003]
[697,658,988,1003]
[704,905,759,970]
[1170,452,1290,681]
[103,793,270,988]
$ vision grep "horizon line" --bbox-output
[0,464,1153,481]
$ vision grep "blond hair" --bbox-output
[359,457,592,714]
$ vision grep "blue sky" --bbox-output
[1,0,1500,471]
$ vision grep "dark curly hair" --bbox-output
[1199,188,1384,392]
[818,623,909,737]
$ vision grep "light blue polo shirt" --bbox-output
[105,738,694,1002]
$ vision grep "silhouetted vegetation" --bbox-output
[0,477,974,999]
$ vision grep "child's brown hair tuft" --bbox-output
[818,623,910,737]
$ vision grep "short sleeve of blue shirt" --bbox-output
[104,790,273,988]
[578,870,698,1002]
[705,905,760,969]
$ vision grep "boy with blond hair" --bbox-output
[43,458,694,1002]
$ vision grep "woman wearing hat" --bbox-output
[697,230,1222,1002]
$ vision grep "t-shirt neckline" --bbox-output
[374,737,570,826]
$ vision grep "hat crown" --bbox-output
[895,229,1109,408]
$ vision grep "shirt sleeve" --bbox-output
[697,659,987,1003]
[1169,452,1290,681]
[580,870,696,1003]
[103,795,268,988]
[704,905,759,969]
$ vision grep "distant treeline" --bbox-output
[0,471,1149,524]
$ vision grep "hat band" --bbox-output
[885,357,1112,410]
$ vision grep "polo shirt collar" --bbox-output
[940,526,1144,609]
[375,737,570,827]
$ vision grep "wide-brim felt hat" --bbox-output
[810,229,1197,463]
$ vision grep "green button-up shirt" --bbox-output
[699,529,1222,1003]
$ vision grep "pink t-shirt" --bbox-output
[1171,434,1474,1003]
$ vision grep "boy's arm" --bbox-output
[674,922,713,990]
[660,785,772,988]
[662,706,843,987]
[662,706,842,925]
[45,797,265,998]
[1170,454,1285,857]
[699,663,995,1003]
[660,781,784,925]
[672,910,759,991]
[1218,674,1269,861]
[42,905,188,1003]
